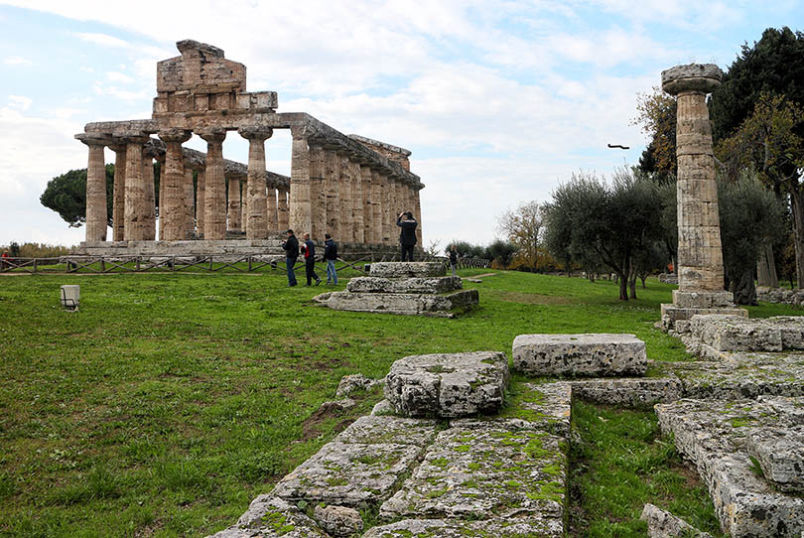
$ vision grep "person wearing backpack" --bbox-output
[323,233,338,285]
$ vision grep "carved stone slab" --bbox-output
[513,333,647,377]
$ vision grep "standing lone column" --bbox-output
[76,134,108,242]
[199,129,227,240]
[109,142,127,241]
[123,135,151,241]
[239,126,273,239]
[158,129,192,241]
[289,127,312,236]
[660,63,745,330]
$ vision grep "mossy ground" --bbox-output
[0,268,795,536]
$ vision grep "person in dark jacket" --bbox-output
[397,211,418,261]
[448,244,458,276]
[323,233,338,285]
[300,233,322,286]
[281,229,299,286]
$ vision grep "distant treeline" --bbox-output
[2,242,73,258]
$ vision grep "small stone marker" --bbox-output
[60,284,80,311]
[512,333,647,377]
[384,351,509,417]
[747,427,804,494]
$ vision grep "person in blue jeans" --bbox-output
[323,233,338,285]
[281,229,299,286]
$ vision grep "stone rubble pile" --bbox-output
[314,262,478,317]
[757,286,804,306]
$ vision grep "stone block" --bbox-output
[672,289,734,308]
[384,351,509,418]
[369,261,446,278]
[660,303,747,332]
[640,503,713,537]
[312,504,362,537]
[335,373,383,397]
[688,315,783,352]
[512,333,647,377]
[362,518,563,537]
[571,378,683,409]
[770,316,804,350]
[346,275,462,294]
[746,427,804,494]
[205,494,328,537]
[314,289,478,317]
[379,426,567,521]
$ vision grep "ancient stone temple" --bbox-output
[659,64,746,331]
[75,40,424,256]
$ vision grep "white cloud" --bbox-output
[107,71,134,84]
[3,55,32,66]
[74,32,130,48]
[7,95,32,111]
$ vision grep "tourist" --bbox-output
[1,249,8,271]
[448,244,458,276]
[397,211,418,261]
[323,233,338,285]
[281,229,299,287]
[300,233,322,286]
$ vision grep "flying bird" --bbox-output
[607,144,630,150]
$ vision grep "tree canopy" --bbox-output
[40,165,114,227]
[498,201,545,270]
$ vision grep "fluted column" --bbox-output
[278,186,290,231]
[339,154,354,243]
[361,164,373,244]
[325,150,340,240]
[289,128,312,236]
[199,129,227,240]
[77,134,108,242]
[184,169,195,238]
[157,129,192,241]
[371,169,383,245]
[238,127,272,239]
[110,143,126,241]
[123,135,150,240]
[350,159,364,243]
[196,169,206,237]
[310,144,326,241]
[227,177,242,233]
[142,147,157,240]
[381,173,393,245]
[414,185,423,246]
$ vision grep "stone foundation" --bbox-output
[512,333,647,377]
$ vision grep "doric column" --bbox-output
[227,177,242,233]
[310,144,326,241]
[381,173,392,245]
[339,153,354,243]
[198,128,227,240]
[278,185,290,231]
[351,158,364,243]
[266,187,276,233]
[289,128,312,236]
[109,143,127,241]
[142,147,157,240]
[324,150,340,240]
[196,169,206,238]
[123,135,150,241]
[77,134,108,242]
[361,164,374,244]
[371,168,383,245]
[158,129,192,241]
[184,169,195,238]
[239,126,273,239]
[414,185,423,246]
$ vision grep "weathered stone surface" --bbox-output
[346,275,461,294]
[385,352,509,418]
[206,494,328,537]
[362,518,563,537]
[572,378,683,409]
[661,63,723,95]
[655,397,804,537]
[379,426,566,521]
[370,399,395,416]
[312,505,362,538]
[314,289,478,317]
[640,503,713,538]
[335,374,383,398]
[672,290,734,308]
[369,261,446,278]
[688,314,783,352]
[271,415,438,508]
[513,333,647,377]
[746,426,804,494]
[660,304,747,333]
[757,286,804,306]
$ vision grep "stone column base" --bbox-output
[660,303,748,333]
[672,290,735,308]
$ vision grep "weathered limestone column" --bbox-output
[227,177,242,233]
[278,186,290,231]
[184,169,195,238]
[289,127,312,236]
[142,147,157,240]
[324,150,340,239]
[76,134,108,242]
[266,187,276,233]
[660,63,746,330]
[309,144,326,241]
[196,169,206,238]
[371,168,383,245]
[351,158,364,243]
[339,153,354,243]
[239,126,272,239]
[109,143,127,241]
[158,128,192,241]
[199,128,227,240]
[361,164,374,243]
[123,135,150,241]
[414,185,423,246]
[381,173,393,245]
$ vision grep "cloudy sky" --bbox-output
[0,1,802,249]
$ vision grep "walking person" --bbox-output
[301,233,322,286]
[448,244,459,276]
[323,233,338,285]
[397,211,418,261]
[281,229,299,287]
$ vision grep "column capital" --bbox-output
[120,134,151,145]
[75,133,111,147]
[158,128,192,144]
[238,126,273,141]
[661,63,722,96]
[197,128,227,144]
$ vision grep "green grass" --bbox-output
[0,269,799,536]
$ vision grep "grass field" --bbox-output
[0,268,795,536]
